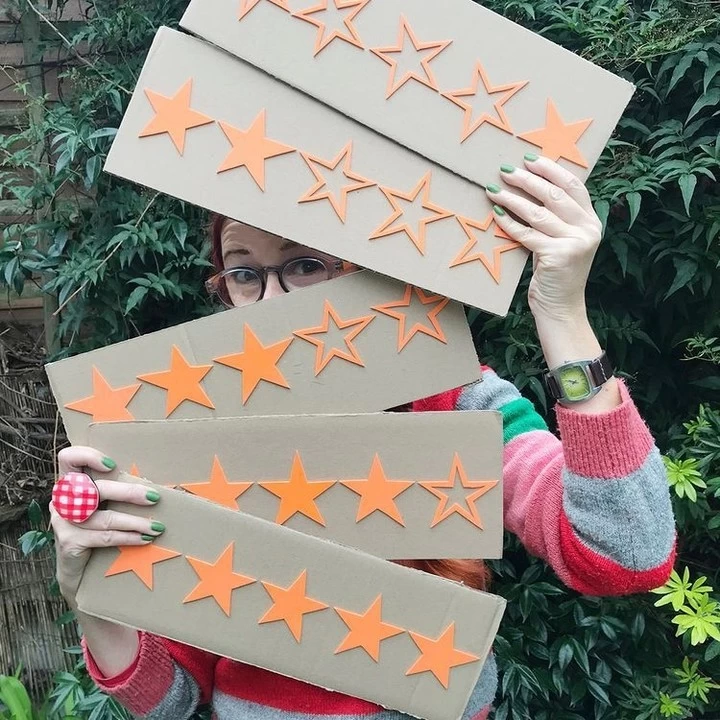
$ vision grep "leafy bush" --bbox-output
[2,0,719,718]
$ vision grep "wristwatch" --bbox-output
[544,352,613,405]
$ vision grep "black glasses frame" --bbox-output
[206,257,346,308]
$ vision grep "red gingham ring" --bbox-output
[52,472,100,523]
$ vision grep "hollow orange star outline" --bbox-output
[105,543,182,590]
[518,99,593,168]
[369,15,452,99]
[293,300,374,376]
[138,79,214,155]
[292,0,370,56]
[369,172,453,255]
[180,456,253,511]
[419,453,498,529]
[238,0,290,20]
[298,141,376,222]
[334,595,404,661]
[64,367,140,423]
[450,213,524,283]
[372,285,449,351]
[441,62,527,142]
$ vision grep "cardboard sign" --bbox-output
[180,0,634,186]
[87,411,504,559]
[103,27,530,315]
[77,473,506,720]
[45,271,481,445]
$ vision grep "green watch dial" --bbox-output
[558,365,592,401]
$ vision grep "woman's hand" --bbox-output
[485,155,603,323]
[51,446,164,607]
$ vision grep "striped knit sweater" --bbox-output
[83,367,676,720]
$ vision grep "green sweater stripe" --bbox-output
[500,397,548,444]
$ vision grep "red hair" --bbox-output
[208,214,490,592]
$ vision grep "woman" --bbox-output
[51,156,676,719]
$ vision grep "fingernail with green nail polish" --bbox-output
[150,521,166,533]
[524,153,539,162]
[500,164,515,173]
[493,205,506,216]
[486,183,501,193]
[141,534,155,542]
[146,490,160,503]
[102,456,116,470]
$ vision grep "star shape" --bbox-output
[293,300,374,376]
[259,569,329,642]
[64,367,141,423]
[180,456,252,510]
[369,172,453,255]
[105,543,182,590]
[138,79,214,155]
[517,99,593,168]
[298,141,376,222]
[238,0,290,20]
[419,453,498,529]
[369,15,452,99]
[406,623,480,688]
[214,324,293,404]
[259,452,335,525]
[183,542,255,616]
[441,62,527,142]
[449,214,524,283]
[292,0,369,56]
[217,110,296,190]
[372,285,449,351]
[334,595,404,661]
[136,345,214,417]
[340,454,413,525]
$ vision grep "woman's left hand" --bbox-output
[486,156,603,322]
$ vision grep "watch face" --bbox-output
[558,366,592,401]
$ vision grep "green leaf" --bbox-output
[667,52,696,94]
[27,500,42,528]
[124,286,148,315]
[626,191,642,228]
[665,257,698,300]
[677,174,697,215]
[87,127,118,141]
[687,88,720,122]
[85,155,101,190]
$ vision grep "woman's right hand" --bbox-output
[51,446,164,608]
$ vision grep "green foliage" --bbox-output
[2,0,720,718]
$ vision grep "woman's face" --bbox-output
[218,220,349,307]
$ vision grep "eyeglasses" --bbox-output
[206,257,348,308]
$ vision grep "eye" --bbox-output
[283,258,330,288]
[226,268,261,286]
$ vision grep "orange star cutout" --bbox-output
[214,324,293,404]
[138,79,214,155]
[370,16,452,99]
[406,623,480,688]
[369,172,453,255]
[180,456,252,510]
[518,99,593,168]
[238,0,290,20]
[298,141,376,222]
[441,62,527,142]
[137,345,214,417]
[259,452,335,525]
[335,595,404,661]
[259,570,329,641]
[105,544,181,590]
[293,300,374,376]
[217,110,296,190]
[292,0,369,56]
[184,542,255,616]
[419,453,498,529]
[372,285,449,351]
[450,214,523,283]
[341,454,413,525]
[64,367,140,423]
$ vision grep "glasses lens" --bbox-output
[283,258,330,290]
[223,268,263,306]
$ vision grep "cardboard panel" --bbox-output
[77,473,506,720]
[87,411,504,559]
[180,0,634,186]
[104,27,530,315]
[46,271,481,445]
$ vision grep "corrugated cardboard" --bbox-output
[46,271,481,445]
[86,411,503,559]
[180,0,634,186]
[103,27,530,315]
[76,472,506,720]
